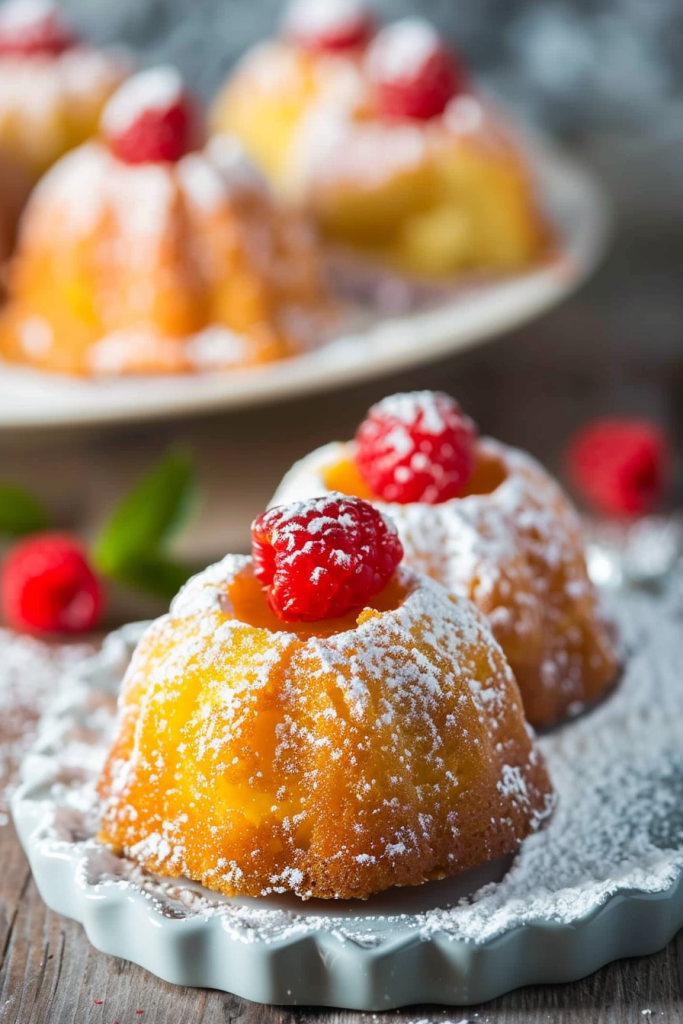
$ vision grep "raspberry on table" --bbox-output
[252,494,403,622]
[365,18,467,121]
[283,0,374,53]
[102,67,202,166]
[567,418,670,519]
[1,533,104,634]
[355,391,477,505]
[0,0,76,58]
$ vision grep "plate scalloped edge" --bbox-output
[11,581,683,1011]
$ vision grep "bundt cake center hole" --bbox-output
[228,565,409,637]
[460,450,507,496]
[323,446,508,502]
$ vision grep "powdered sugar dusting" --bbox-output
[159,553,523,723]
[32,137,264,238]
[366,18,441,82]
[0,629,88,822]
[29,142,174,240]
[283,0,369,38]
[290,104,428,194]
[101,66,183,136]
[0,46,126,144]
[86,324,251,376]
[12,579,683,948]
[285,89,505,200]
[257,492,394,568]
[206,134,267,195]
[375,390,451,434]
[15,130,330,372]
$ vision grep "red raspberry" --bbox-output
[102,67,202,166]
[283,0,374,52]
[366,19,467,121]
[0,0,76,58]
[355,391,477,505]
[567,418,670,519]
[252,494,403,622]
[1,533,103,634]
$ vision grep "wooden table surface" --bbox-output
[1,179,682,1022]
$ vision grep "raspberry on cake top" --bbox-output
[97,494,554,901]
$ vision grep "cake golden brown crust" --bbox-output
[0,136,331,377]
[97,557,553,900]
[272,437,620,728]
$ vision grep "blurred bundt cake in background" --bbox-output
[213,0,552,280]
[0,66,332,376]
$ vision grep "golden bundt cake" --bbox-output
[0,67,331,376]
[0,0,128,181]
[213,6,551,280]
[97,495,554,901]
[272,393,619,728]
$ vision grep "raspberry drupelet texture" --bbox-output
[355,391,477,504]
[567,417,670,518]
[1,532,103,634]
[251,493,403,621]
[366,19,467,121]
[0,0,76,58]
[102,67,202,165]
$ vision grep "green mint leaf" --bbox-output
[0,486,49,536]
[109,555,197,601]
[93,448,196,576]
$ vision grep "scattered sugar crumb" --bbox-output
[0,630,89,821]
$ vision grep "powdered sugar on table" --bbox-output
[0,629,88,823]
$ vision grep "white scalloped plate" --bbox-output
[12,582,683,1010]
[0,138,607,429]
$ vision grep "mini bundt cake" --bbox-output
[97,494,554,901]
[0,0,128,181]
[272,393,619,728]
[0,66,331,376]
[213,3,551,280]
